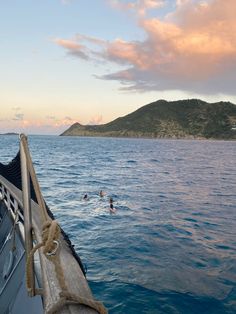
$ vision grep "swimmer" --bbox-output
[109,197,116,214]
[99,190,105,197]
[83,194,88,200]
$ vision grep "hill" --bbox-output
[60,99,236,139]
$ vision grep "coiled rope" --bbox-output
[26,220,107,314]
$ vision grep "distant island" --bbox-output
[61,99,236,140]
[0,132,18,136]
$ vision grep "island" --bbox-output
[61,99,236,140]
[0,133,18,136]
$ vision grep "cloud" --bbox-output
[54,35,107,61]
[42,115,78,129]
[53,117,79,127]
[64,116,72,120]
[88,115,103,125]
[5,117,79,135]
[12,106,21,111]
[110,0,165,16]
[55,0,236,95]
[13,113,24,121]
[46,115,56,120]
[54,38,89,60]
[12,106,25,121]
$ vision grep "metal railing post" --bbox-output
[20,134,35,296]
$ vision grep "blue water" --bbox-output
[0,135,236,313]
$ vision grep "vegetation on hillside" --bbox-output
[61,99,236,139]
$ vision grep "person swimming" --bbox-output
[109,197,116,213]
[83,194,88,200]
[99,190,105,197]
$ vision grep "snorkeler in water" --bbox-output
[109,197,116,213]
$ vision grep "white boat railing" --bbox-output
[0,176,24,224]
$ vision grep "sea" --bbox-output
[0,135,235,314]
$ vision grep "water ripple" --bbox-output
[0,135,235,313]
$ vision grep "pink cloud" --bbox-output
[110,0,165,16]
[55,0,236,94]
[88,115,103,125]
[54,38,89,59]
[5,116,79,135]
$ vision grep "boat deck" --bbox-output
[0,199,43,314]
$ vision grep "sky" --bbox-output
[1,0,236,135]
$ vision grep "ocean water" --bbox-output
[0,135,235,314]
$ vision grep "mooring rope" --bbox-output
[26,220,107,314]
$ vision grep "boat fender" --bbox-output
[3,250,14,280]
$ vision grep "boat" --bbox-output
[0,134,107,314]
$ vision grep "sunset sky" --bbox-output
[1,0,236,134]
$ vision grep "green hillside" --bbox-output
[60,99,236,139]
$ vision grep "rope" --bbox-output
[26,220,60,289]
[26,219,107,314]
[47,291,107,314]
